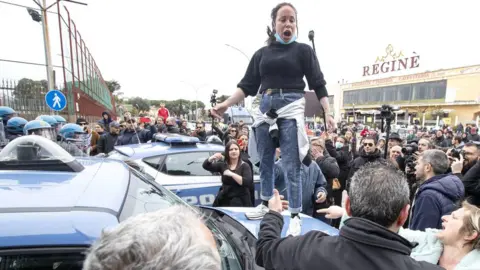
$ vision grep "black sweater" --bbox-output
[237,41,328,100]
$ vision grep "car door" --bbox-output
[145,151,222,206]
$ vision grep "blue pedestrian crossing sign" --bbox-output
[45,90,67,111]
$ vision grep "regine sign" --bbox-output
[363,44,420,77]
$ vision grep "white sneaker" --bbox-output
[245,204,269,220]
[287,216,302,236]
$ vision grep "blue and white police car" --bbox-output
[108,133,261,206]
[0,135,338,270]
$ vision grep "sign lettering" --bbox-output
[362,44,420,77]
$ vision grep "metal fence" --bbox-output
[0,78,69,120]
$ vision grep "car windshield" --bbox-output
[122,164,243,270]
[204,218,242,270]
[0,250,85,270]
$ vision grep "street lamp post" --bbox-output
[180,81,207,120]
[29,0,87,91]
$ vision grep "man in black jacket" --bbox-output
[255,162,442,270]
[346,136,384,191]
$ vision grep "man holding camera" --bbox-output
[409,149,464,231]
[450,142,480,205]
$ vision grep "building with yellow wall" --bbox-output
[340,65,480,127]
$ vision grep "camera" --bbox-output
[380,104,399,120]
[401,143,418,180]
[450,148,463,159]
[208,89,219,126]
[402,143,418,156]
[210,89,218,107]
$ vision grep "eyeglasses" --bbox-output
[363,143,374,147]
[231,130,237,132]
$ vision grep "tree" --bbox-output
[105,80,121,93]
[217,95,230,103]
[126,96,150,111]
[13,78,49,100]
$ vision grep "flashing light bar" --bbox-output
[154,133,200,144]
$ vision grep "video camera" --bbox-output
[208,89,219,125]
[402,143,418,156]
[450,148,463,159]
[380,104,399,120]
[378,104,400,159]
[401,142,418,181]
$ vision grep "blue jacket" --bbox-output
[410,174,464,231]
[274,159,327,216]
[116,129,140,146]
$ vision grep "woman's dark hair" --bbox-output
[224,141,242,168]
[266,2,298,45]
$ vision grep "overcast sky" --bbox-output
[1,0,479,107]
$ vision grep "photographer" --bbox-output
[347,135,384,187]
[192,121,207,141]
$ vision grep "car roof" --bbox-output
[0,158,130,248]
[114,142,225,159]
[212,207,339,237]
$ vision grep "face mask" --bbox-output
[335,142,344,149]
[274,32,297,44]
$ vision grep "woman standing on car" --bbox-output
[203,141,253,207]
[210,2,334,236]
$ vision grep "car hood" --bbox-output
[213,207,339,237]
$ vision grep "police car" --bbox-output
[0,135,338,269]
[108,133,261,206]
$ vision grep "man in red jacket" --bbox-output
[157,103,169,121]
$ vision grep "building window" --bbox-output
[343,80,447,105]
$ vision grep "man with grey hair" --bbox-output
[410,149,464,231]
[83,205,221,270]
[256,162,442,270]
[165,117,180,133]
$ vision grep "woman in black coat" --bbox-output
[203,141,253,207]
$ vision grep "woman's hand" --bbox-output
[209,153,223,162]
[210,103,228,120]
[326,115,336,130]
[223,169,233,177]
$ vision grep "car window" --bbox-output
[143,155,166,170]
[119,169,186,221]
[0,251,85,270]
[161,152,213,176]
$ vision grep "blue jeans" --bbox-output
[255,91,303,214]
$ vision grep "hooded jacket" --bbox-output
[100,112,112,133]
[410,174,464,231]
